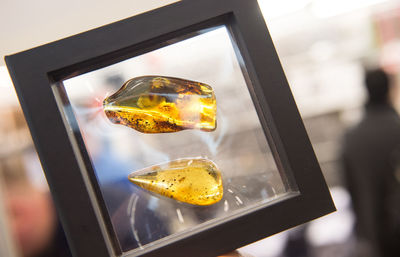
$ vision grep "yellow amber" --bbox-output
[128,158,223,206]
[103,76,217,133]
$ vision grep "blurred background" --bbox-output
[1,0,400,256]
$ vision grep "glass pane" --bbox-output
[57,26,295,255]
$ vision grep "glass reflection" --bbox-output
[61,26,290,253]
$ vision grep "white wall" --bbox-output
[0,0,179,65]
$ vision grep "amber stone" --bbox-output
[128,158,223,206]
[103,76,217,133]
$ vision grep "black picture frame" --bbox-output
[4,0,335,256]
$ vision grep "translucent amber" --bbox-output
[128,158,223,206]
[103,76,217,133]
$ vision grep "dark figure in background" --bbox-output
[342,68,400,257]
[1,154,72,257]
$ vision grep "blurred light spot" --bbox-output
[0,66,18,106]
[239,232,288,257]
[306,186,354,246]
[224,200,229,212]
[176,208,184,223]
[312,0,388,18]
[235,196,243,205]
[309,41,336,63]
[258,0,312,20]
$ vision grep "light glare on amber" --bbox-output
[103,76,217,133]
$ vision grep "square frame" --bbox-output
[5,0,335,256]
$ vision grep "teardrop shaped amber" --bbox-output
[103,76,217,133]
[128,158,223,206]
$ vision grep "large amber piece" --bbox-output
[128,158,223,206]
[103,76,217,133]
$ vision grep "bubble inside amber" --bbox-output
[128,158,223,206]
[103,76,217,133]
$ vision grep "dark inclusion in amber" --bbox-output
[128,158,223,206]
[103,76,217,133]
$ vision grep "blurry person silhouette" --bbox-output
[282,226,309,257]
[341,68,400,257]
[1,152,72,257]
[0,107,72,257]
